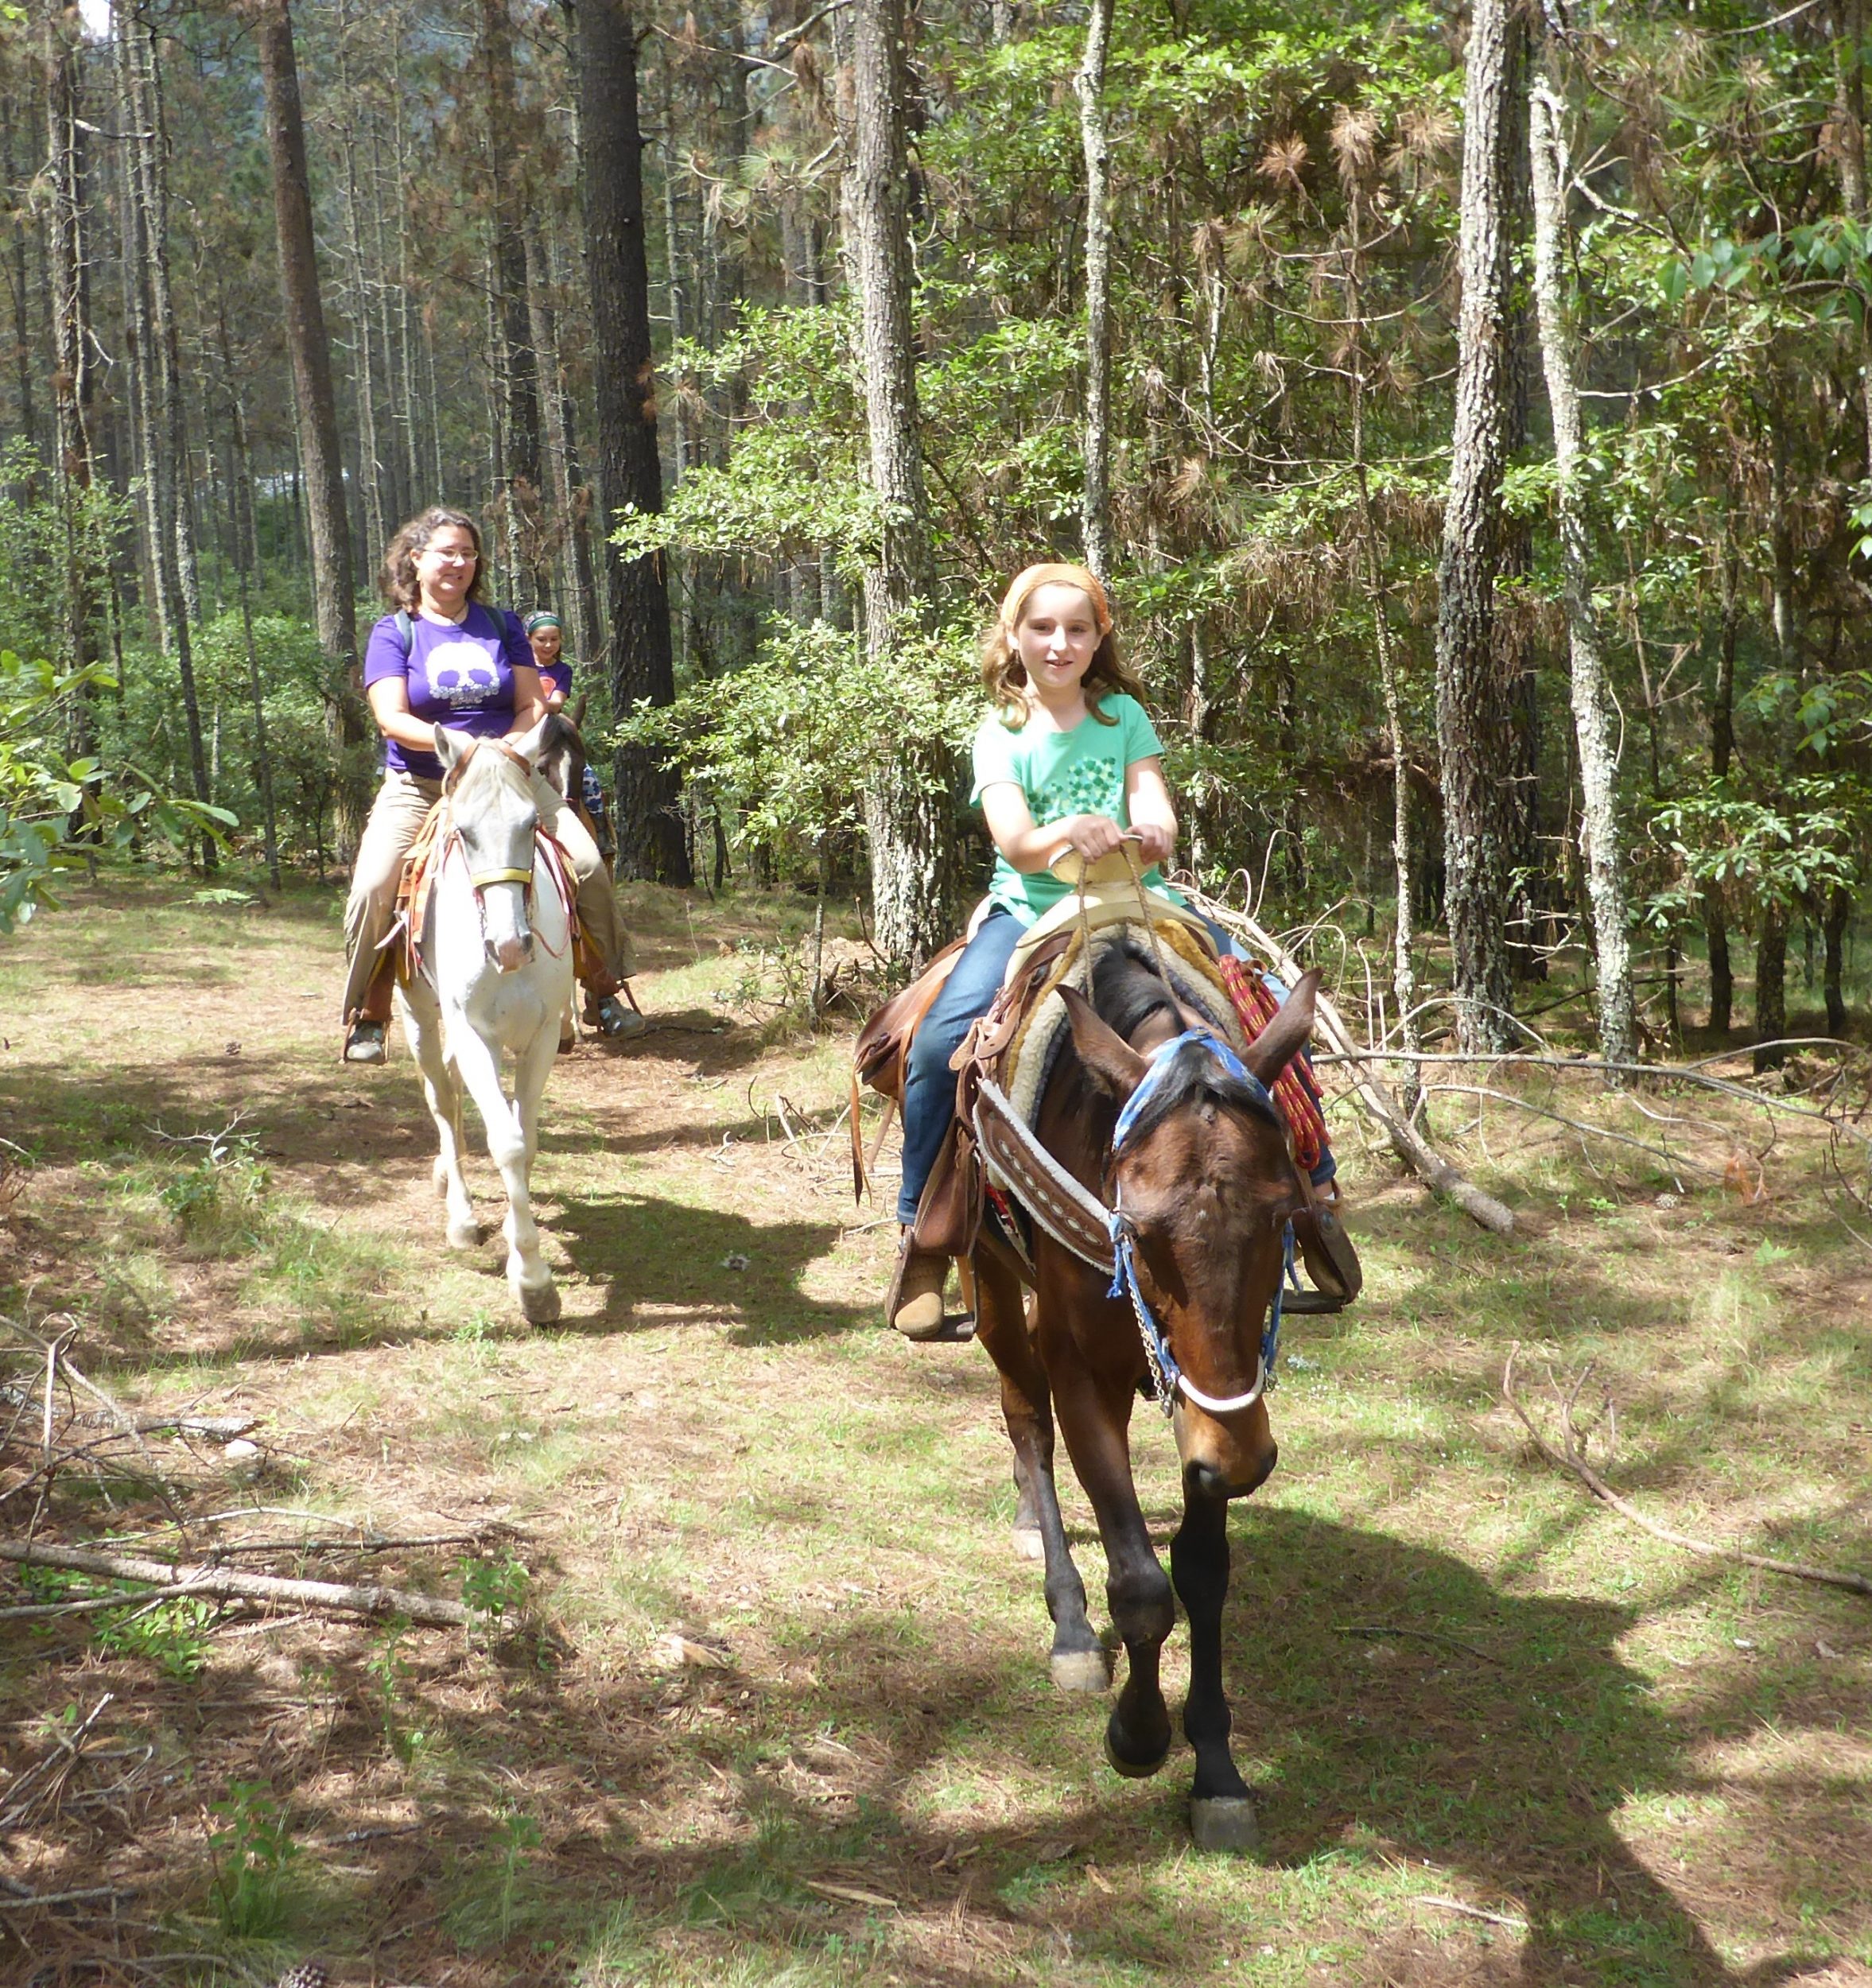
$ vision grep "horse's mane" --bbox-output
[1086,939,1279,1147]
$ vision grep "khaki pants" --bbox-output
[340,767,636,1024]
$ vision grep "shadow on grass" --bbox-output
[12,1513,1855,1986]
[547,1187,868,1345]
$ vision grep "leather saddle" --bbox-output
[852,920,1361,1310]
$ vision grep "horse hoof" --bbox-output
[1190,1796,1259,1854]
[1050,1648,1112,1694]
[1103,1726,1169,1780]
[1012,1526,1044,1562]
[447,1221,484,1251]
[518,1283,561,1326]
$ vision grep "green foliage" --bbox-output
[206,1780,300,1939]
[615,613,979,882]
[157,1128,273,1252]
[0,649,235,931]
[1647,777,1864,932]
[459,1550,530,1636]
[366,1617,428,1765]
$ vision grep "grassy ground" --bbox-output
[1,871,1869,1988]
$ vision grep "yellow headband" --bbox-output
[999,562,1113,639]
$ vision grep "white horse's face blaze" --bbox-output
[451,748,539,972]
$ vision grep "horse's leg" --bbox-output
[1049,1356,1175,1776]
[452,1020,559,1325]
[1170,1485,1258,1852]
[398,985,480,1249]
[971,1251,1107,1692]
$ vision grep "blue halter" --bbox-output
[1105,1028,1296,1419]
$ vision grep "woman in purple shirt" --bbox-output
[339,507,639,1062]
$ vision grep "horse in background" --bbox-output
[967,939,1323,1852]
[395,718,576,1323]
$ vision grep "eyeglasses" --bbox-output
[428,547,478,565]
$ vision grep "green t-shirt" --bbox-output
[969,692,1183,925]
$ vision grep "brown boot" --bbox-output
[885,1228,950,1339]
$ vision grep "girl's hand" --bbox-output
[1058,813,1126,864]
[1130,821,1175,868]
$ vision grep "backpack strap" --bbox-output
[394,608,414,654]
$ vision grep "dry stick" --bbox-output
[1328,1623,1501,1664]
[0,1581,213,1622]
[0,1540,470,1627]
[1501,1346,1872,1599]
[1189,891,1517,1235]
[1417,1084,1728,1176]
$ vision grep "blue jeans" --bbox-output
[898,910,1023,1224]
[895,911,1332,1226]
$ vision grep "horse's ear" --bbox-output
[1241,969,1319,1089]
[1060,983,1149,1103]
[509,714,553,765]
[570,692,588,728]
[433,724,471,771]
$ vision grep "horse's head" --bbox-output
[1060,962,1322,1504]
[435,720,549,973]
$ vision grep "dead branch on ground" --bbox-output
[1501,1345,1872,1599]
[0,1538,471,1627]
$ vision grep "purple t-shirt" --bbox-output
[540,655,573,701]
[363,604,534,780]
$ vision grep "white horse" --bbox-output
[395,720,575,1323]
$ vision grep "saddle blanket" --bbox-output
[1000,920,1326,1175]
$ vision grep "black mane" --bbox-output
[1089,940,1278,1144]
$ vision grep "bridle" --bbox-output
[1104,1025,1300,1421]
[440,737,565,956]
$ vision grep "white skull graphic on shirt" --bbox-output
[418,636,503,708]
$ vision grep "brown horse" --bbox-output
[968,938,1321,1852]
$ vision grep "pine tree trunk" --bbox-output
[1528,76,1636,1063]
[1754,906,1788,1075]
[336,14,386,560]
[110,14,164,651]
[573,0,690,883]
[525,219,598,675]
[247,0,368,850]
[847,0,959,969]
[1074,0,1113,577]
[1344,177,1421,1116]
[42,0,103,697]
[1434,0,1523,1054]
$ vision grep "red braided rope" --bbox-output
[1215,954,1327,1173]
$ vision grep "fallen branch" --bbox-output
[0,1539,470,1627]
[1411,1895,1528,1932]
[1187,891,1516,1235]
[1501,1346,1872,1599]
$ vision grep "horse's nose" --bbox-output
[1184,1441,1277,1503]
[491,930,533,973]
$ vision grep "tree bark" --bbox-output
[1434,0,1523,1054]
[846,0,959,969]
[573,0,690,883]
[1754,905,1788,1074]
[1528,76,1636,1063]
[482,0,544,609]
[1342,169,1421,1116]
[248,0,369,848]
[525,219,600,676]
[42,0,103,710]
[1074,0,1113,578]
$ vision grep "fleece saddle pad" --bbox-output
[1000,920,1245,1132]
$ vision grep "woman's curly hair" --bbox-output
[377,507,485,612]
